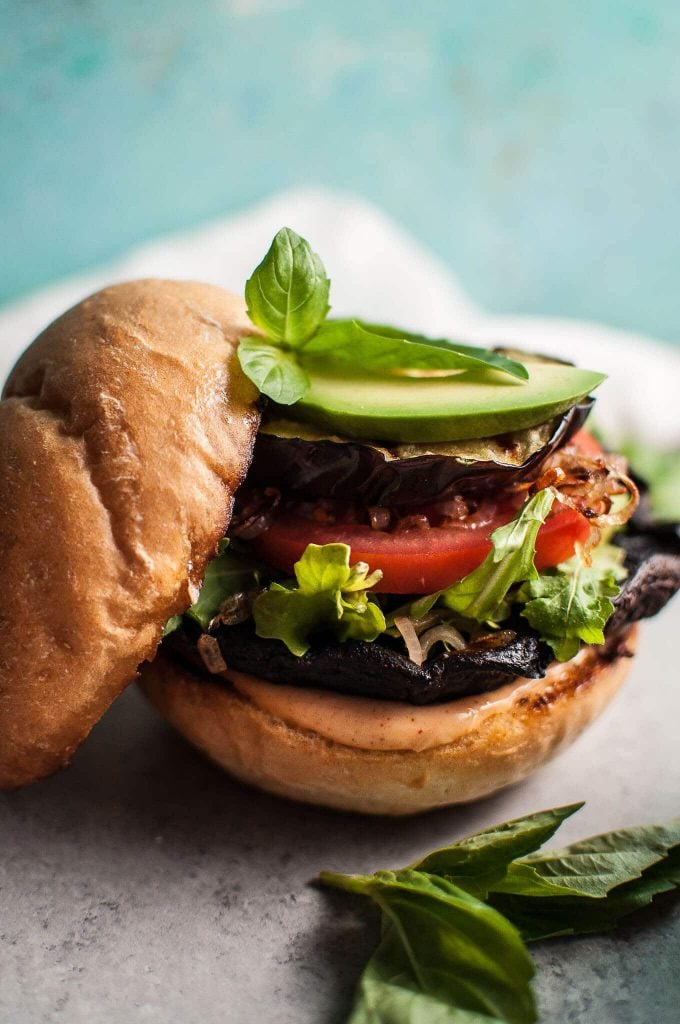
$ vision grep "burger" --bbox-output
[1,229,678,813]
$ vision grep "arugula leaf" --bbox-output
[519,544,625,661]
[237,337,310,405]
[322,870,536,1024]
[252,543,385,656]
[303,321,529,382]
[185,540,262,631]
[410,805,583,900]
[244,226,330,346]
[441,490,556,623]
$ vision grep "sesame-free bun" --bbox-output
[140,626,637,815]
[0,281,260,789]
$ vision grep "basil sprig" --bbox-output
[305,320,529,380]
[238,228,528,404]
[245,226,330,346]
[321,805,680,1024]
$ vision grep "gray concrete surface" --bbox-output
[1,610,679,1024]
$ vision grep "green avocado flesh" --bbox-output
[289,355,605,442]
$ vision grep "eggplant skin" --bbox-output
[246,401,592,507]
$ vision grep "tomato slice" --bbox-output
[250,506,590,594]
[569,428,603,458]
[250,429,599,594]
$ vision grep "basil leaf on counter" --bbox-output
[441,489,556,623]
[322,806,680,1024]
[237,337,310,405]
[490,849,680,942]
[322,870,537,1024]
[616,439,680,521]
[518,544,625,662]
[410,805,583,900]
[245,227,330,346]
[488,821,680,941]
[253,543,385,656]
[185,540,262,631]
[492,819,680,900]
[303,320,529,381]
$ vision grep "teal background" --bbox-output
[2,1,680,340]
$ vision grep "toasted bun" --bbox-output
[0,281,260,789]
[140,626,637,815]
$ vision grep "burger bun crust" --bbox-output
[0,280,260,789]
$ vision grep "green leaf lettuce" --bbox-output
[252,543,385,656]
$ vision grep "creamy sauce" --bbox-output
[227,648,590,752]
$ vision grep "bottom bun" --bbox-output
[139,626,637,815]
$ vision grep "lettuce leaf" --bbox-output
[440,490,556,623]
[159,540,263,635]
[518,544,625,661]
[252,543,385,656]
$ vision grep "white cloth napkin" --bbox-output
[2,187,678,447]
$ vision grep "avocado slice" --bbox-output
[288,353,605,442]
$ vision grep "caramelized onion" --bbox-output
[420,624,467,658]
[393,615,424,665]
[197,635,228,674]
[534,448,639,534]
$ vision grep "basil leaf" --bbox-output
[237,337,310,405]
[252,543,385,656]
[185,540,262,631]
[245,227,330,346]
[494,820,680,899]
[303,320,529,381]
[349,922,512,1024]
[488,820,680,941]
[323,870,536,1024]
[490,849,680,942]
[519,544,624,661]
[410,805,583,900]
[324,806,680,1024]
[441,490,555,623]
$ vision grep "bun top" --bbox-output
[0,279,260,788]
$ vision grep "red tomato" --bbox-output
[250,506,590,594]
[570,428,603,457]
